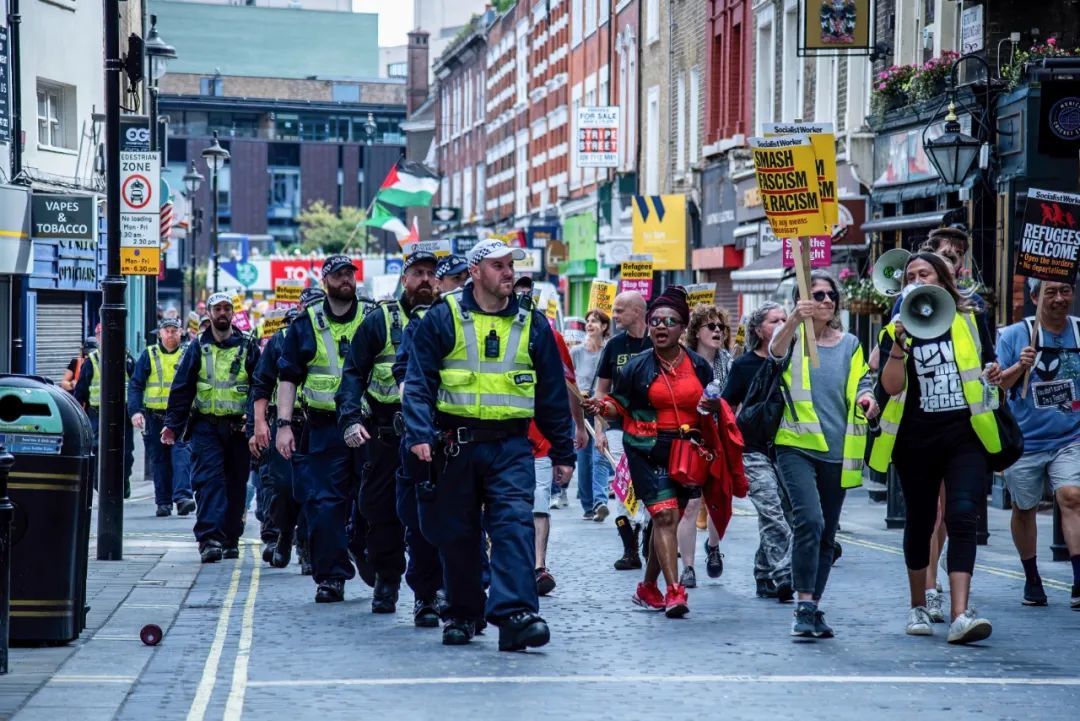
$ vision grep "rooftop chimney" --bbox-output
[406,29,430,117]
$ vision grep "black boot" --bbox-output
[223,544,240,560]
[413,597,440,628]
[315,579,345,603]
[756,578,779,598]
[442,619,474,646]
[156,504,172,517]
[372,576,400,614]
[200,540,223,564]
[271,533,292,569]
[261,541,276,564]
[497,611,550,652]
[613,516,642,571]
[297,540,313,576]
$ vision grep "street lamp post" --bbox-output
[182,161,204,316]
[143,14,176,340]
[921,53,994,189]
[201,132,229,293]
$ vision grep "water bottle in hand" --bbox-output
[698,380,722,415]
[983,363,1000,411]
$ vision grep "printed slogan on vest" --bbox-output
[1017,188,1080,285]
[749,136,829,238]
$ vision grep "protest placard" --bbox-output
[274,280,303,309]
[782,235,832,268]
[763,122,839,228]
[259,309,288,339]
[749,135,829,239]
[588,280,617,314]
[684,283,718,308]
[619,260,654,298]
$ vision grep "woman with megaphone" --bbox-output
[767,270,878,639]
[874,251,1003,645]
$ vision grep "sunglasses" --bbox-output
[704,322,726,332]
[649,316,682,328]
[812,290,840,303]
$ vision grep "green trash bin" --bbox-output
[0,375,94,644]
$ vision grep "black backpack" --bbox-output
[736,348,793,451]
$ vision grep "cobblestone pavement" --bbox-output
[2,470,1078,721]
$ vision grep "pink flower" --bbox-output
[839,268,855,281]
[1048,37,1057,47]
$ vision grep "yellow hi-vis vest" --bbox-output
[144,344,183,411]
[869,313,1002,473]
[194,339,250,417]
[436,293,535,421]
[367,301,410,405]
[303,304,363,411]
[88,350,130,408]
[775,332,869,488]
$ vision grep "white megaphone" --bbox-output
[872,249,912,297]
[898,283,956,339]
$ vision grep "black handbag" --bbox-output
[987,400,1025,473]
[736,351,792,451]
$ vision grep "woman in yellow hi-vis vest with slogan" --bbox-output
[769,270,877,640]
[874,252,1003,645]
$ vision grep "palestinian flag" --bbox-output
[376,160,440,207]
[363,202,410,241]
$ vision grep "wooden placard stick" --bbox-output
[791,236,820,368]
[1020,286,1045,399]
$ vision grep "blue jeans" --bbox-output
[142,413,193,505]
[576,436,612,512]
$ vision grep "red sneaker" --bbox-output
[664,583,689,618]
[632,582,665,611]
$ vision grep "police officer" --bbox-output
[337,250,438,615]
[435,254,469,296]
[75,323,136,497]
[128,317,195,517]
[404,240,575,651]
[162,293,260,563]
[276,255,368,603]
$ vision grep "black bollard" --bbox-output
[885,465,906,529]
[0,444,14,674]
[1051,500,1068,562]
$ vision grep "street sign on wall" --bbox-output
[0,28,12,144]
[575,106,619,168]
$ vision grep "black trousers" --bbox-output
[359,431,407,582]
[894,427,990,575]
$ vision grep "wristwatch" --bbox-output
[274,418,293,429]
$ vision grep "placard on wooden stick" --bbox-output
[790,237,820,368]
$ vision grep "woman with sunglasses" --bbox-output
[583,287,730,618]
[722,301,794,601]
[769,270,877,638]
[675,304,734,587]
[873,251,1003,644]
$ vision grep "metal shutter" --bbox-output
[35,295,85,384]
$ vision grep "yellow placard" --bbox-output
[546,297,559,320]
[259,310,288,338]
[620,260,653,280]
[632,195,686,271]
[764,123,838,228]
[120,247,160,276]
[187,311,200,333]
[274,281,303,308]
[684,283,717,308]
[588,280,617,314]
[231,294,244,310]
[749,136,829,239]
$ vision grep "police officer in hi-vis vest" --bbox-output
[276,255,369,604]
[75,322,136,496]
[337,250,438,617]
[162,293,261,563]
[128,317,195,517]
[403,239,575,652]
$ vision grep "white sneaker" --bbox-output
[548,497,560,510]
[558,489,569,508]
[925,589,946,623]
[947,608,992,644]
[905,606,934,636]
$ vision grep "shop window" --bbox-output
[36,80,76,150]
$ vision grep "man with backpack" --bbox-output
[996,279,1080,609]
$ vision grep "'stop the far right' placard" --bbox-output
[1017,188,1080,285]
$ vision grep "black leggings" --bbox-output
[893,430,990,575]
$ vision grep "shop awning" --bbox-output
[731,251,789,292]
[861,210,947,234]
